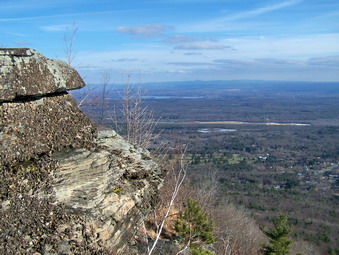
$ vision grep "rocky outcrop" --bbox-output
[0,49,163,254]
[0,48,85,102]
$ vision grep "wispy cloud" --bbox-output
[0,10,129,22]
[13,40,31,46]
[307,56,339,66]
[40,24,68,32]
[183,52,203,56]
[111,58,139,62]
[163,34,216,43]
[181,0,303,32]
[213,56,339,69]
[167,69,190,74]
[218,33,339,59]
[167,62,214,66]
[5,32,28,37]
[224,0,303,22]
[116,24,172,38]
[165,56,339,81]
[174,43,232,50]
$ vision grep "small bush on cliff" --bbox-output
[175,198,215,254]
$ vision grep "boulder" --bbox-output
[0,48,84,102]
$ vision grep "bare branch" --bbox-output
[63,21,78,66]
[99,72,112,125]
[176,239,190,255]
[147,145,190,255]
[117,72,159,149]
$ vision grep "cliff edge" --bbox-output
[0,48,163,254]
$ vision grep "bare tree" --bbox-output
[62,21,93,110]
[212,202,265,255]
[63,22,78,66]
[146,145,190,255]
[112,72,159,149]
[99,72,112,126]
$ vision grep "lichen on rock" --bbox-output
[0,48,164,254]
[0,93,97,166]
[0,48,85,102]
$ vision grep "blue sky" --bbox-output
[1,0,339,83]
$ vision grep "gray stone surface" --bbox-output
[0,93,97,166]
[51,130,163,254]
[0,48,84,102]
[0,48,164,254]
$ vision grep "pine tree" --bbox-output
[175,198,215,254]
[262,214,293,255]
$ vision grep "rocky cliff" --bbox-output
[0,48,163,254]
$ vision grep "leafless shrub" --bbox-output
[183,168,220,212]
[63,22,78,66]
[212,201,266,255]
[111,72,159,149]
[70,83,97,110]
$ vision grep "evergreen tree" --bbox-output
[262,214,293,255]
[176,198,215,254]
[190,246,214,255]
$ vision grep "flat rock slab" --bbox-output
[0,48,84,102]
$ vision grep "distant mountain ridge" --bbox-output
[139,80,339,92]
[89,80,339,98]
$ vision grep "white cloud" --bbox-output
[307,56,339,66]
[167,62,214,66]
[116,24,172,38]
[218,33,339,59]
[163,34,216,43]
[111,58,139,62]
[183,52,203,56]
[73,32,339,83]
[168,69,190,74]
[174,43,230,50]
[40,24,68,32]
[13,40,31,46]
[5,32,28,37]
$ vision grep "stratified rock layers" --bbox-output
[0,49,163,254]
[52,131,162,253]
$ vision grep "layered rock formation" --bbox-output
[0,48,163,254]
